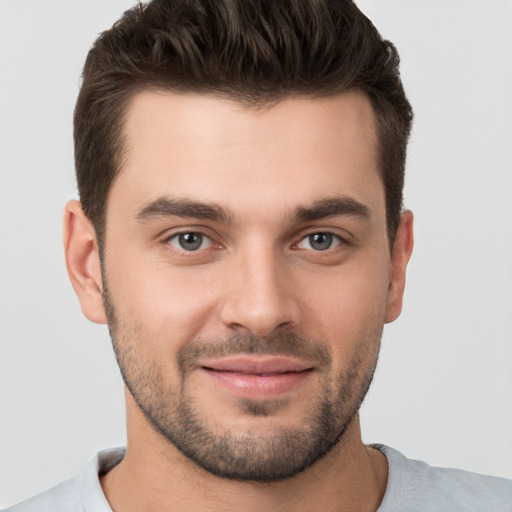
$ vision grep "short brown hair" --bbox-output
[74,0,413,244]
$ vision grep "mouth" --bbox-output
[197,356,314,398]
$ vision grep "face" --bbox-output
[76,91,411,481]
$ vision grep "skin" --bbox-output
[64,90,414,512]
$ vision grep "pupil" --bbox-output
[310,233,332,251]
[179,233,202,250]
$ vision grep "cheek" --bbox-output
[105,250,221,348]
[299,257,389,358]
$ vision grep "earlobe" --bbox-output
[63,200,107,324]
[385,210,414,323]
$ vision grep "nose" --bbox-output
[219,248,301,338]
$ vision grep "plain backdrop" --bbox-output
[0,0,511,507]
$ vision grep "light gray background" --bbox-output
[1,0,511,507]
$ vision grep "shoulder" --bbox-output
[1,448,124,512]
[377,445,512,512]
[1,477,81,512]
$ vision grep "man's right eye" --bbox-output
[166,232,213,251]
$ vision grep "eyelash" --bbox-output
[163,230,348,254]
[294,232,345,251]
[164,231,217,253]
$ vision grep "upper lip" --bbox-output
[198,356,314,375]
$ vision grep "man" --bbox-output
[4,0,511,510]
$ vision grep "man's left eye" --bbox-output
[296,232,342,251]
[167,232,213,251]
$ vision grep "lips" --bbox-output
[198,356,314,398]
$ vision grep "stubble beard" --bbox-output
[102,286,382,483]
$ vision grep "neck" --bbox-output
[101,401,388,512]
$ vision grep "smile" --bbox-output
[197,356,314,398]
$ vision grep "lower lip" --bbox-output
[200,368,312,398]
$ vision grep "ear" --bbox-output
[63,200,107,324]
[385,210,414,323]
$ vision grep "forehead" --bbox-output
[112,90,383,224]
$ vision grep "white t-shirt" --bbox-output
[3,445,511,511]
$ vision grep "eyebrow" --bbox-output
[294,197,371,223]
[135,195,370,225]
[135,197,233,223]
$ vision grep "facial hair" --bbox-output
[102,284,382,483]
